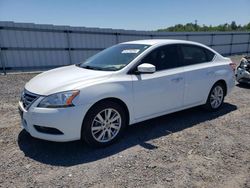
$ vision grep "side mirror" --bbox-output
[137,63,156,74]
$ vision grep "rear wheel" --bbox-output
[82,101,127,147]
[204,83,225,111]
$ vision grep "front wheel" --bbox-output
[81,101,127,147]
[204,83,225,111]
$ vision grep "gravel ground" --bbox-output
[0,56,250,188]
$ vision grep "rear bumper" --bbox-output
[18,99,90,142]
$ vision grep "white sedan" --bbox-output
[18,39,235,147]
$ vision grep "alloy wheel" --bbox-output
[210,85,224,109]
[91,108,122,143]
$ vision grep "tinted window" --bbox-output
[205,49,215,61]
[181,45,207,65]
[140,45,181,71]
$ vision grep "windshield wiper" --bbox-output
[102,67,118,71]
[78,65,103,70]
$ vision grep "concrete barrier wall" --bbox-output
[0,21,250,73]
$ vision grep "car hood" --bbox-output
[25,65,113,95]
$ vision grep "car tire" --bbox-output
[81,101,127,147]
[204,82,225,111]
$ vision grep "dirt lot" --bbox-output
[0,56,250,188]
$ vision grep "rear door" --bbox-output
[132,44,185,120]
[180,44,216,106]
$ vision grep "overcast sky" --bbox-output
[0,0,249,30]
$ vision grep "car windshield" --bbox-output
[78,44,151,71]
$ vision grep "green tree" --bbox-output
[230,21,237,30]
[157,21,250,32]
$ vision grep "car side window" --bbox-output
[140,45,181,71]
[180,45,208,65]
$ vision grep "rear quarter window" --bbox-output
[205,49,215,62]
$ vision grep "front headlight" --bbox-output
[38,90,80,108]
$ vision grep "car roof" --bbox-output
[123,39,204,46]
[122,39,222,58]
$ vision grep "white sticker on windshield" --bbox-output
[122,49,140,54]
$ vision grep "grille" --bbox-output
[21,90,39,110]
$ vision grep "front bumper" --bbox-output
[236,68,250,84]
[18,98,90,142]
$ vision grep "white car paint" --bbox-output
[182,55,234,107]
[19,39,235,142]
[132,67,185,120]
[25,65,114,95]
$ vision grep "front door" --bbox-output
[132,44,185,120]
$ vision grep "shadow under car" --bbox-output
[18,103,237,167]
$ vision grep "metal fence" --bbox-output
[0,21,250,74]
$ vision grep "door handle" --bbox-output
[171,77,183,82]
